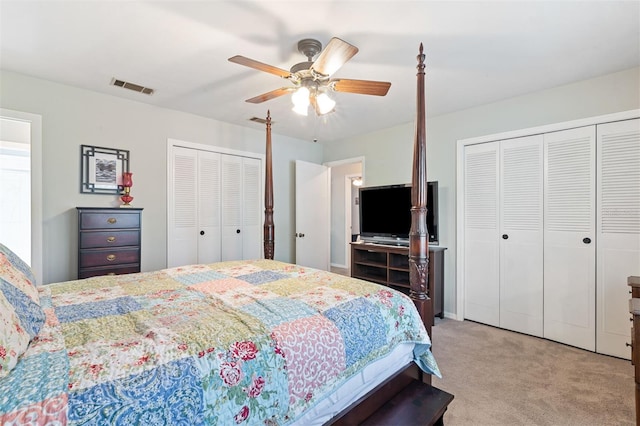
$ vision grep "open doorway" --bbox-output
[0,109,43,284]
[325,157,363,276]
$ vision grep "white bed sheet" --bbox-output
[292,342,415,425]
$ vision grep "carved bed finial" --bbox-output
[418,43,425,68]
[264,111,275,260]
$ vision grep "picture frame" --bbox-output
[80,145,130,194]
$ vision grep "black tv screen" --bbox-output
[358,182,438,245]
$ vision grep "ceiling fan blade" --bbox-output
[245,87,294,104]
[332,79,391,96]
[228,55,292,78]
[311,37,359,77]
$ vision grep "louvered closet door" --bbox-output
[463,142,500,327]
[197,150,221,264]
[499,135,543,337]
[544,126,596,351]
[597,118,640,359]
[242,157,261,260]
[221,155,262,261]
[221,155,243,261]
[169,147,222,267]
[169,146,199,267]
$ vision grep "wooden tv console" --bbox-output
[351,242,446,319]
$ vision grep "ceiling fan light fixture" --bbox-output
[316,92,336,115]
[292,87,310,116]
[292,103,309,116]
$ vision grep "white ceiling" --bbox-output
[1,1,639,143]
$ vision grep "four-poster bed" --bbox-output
[0,45,445,425]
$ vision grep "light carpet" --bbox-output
[431,318,634,425]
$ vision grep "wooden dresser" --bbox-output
[629,276,640,426]
[77,207,143,279]
[351,242,446,319]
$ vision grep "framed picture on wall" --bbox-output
[80,145,129,194]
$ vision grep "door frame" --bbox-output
[324,156,364,273]
[344,173,362,275]
[166,138,265,266]
[0,108,43,285]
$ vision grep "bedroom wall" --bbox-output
[0,70,322,284]
[322,66,640,319]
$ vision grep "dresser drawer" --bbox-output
[79,265,141,279]
[80,230,140,249]
[79,247,140,268]
[80,212,140,230]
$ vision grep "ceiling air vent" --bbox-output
[249,117,272,125]
[110,78,154,95]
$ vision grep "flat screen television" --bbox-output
[358,182,438,245]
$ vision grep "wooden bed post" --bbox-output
[263,111,275,260]
[409,44,434,336]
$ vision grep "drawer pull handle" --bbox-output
[107,218,117,224]
[107,236,116,243]
[107,254,116,262]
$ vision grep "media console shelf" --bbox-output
[351,242,446,318]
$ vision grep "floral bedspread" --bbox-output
[0,259,439,425]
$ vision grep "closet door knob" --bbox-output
[502,234,509,240]
[236,229,241,234]
[583,237,591,244]
[200,230,205,236]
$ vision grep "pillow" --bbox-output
[0,291,31,378]
[0,243,36,285]
[0,243,44,338]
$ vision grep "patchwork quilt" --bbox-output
[0,259,439,425]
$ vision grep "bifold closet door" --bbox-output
[543,126,596,351]
[169,147,221,267]
[499,135,543,337]
[196,151,222,264]
[463,142,500,327]
[597,118,640,359]
[220,155,261,261]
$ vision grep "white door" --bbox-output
[295,160,330,270]
[499,135,544,337]
[221,155,262,261]
[197,150,222,264]
[169,146,199,267]
[241,157,262,260]
[597,118,640,359]
[169,145,261,267]
[169,147,222,267]
[221,155,243,261]
[463,142,500,327]
[543,126,596,351]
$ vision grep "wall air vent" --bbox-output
[110,78,154,95]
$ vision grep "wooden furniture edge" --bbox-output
[409,43,434,336]
[328,363,421,425]
[629,275,640,426]
[264,110,275,260]
[350,242,446,318]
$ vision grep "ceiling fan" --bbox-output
[228,37,391,116]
